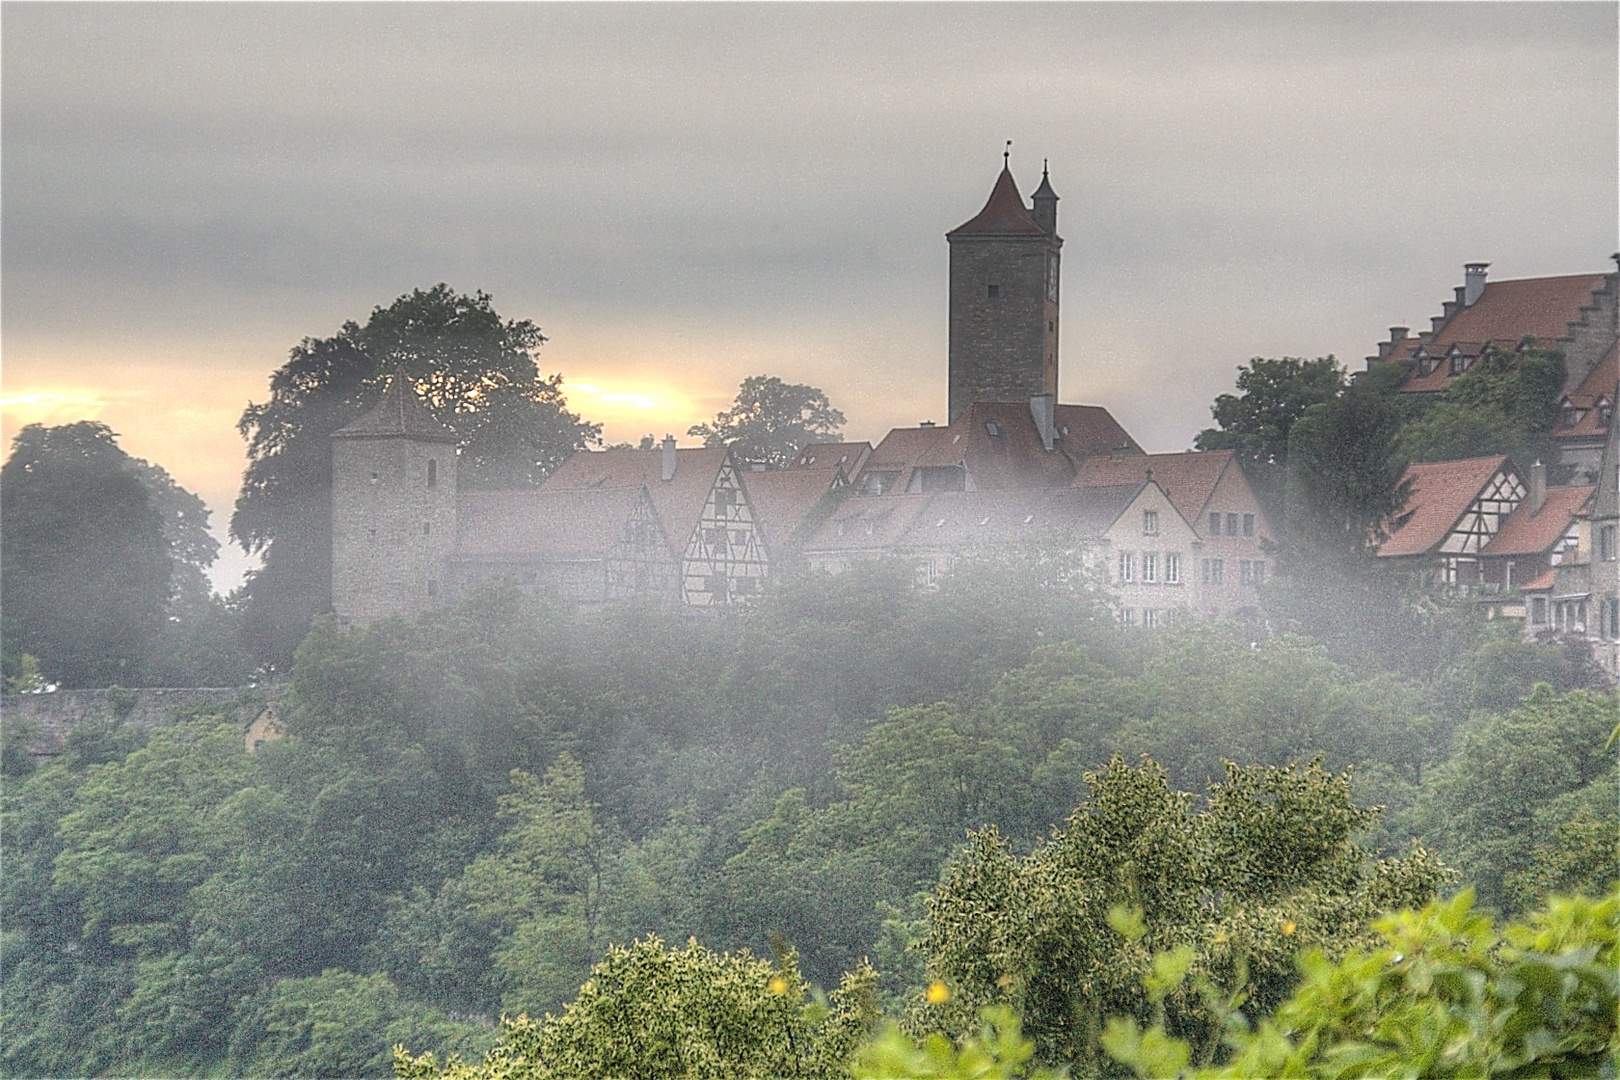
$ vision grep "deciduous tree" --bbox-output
[689,375,845,469]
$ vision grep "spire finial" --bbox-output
[1004,140,1011,168]
[1042,157,1049,178]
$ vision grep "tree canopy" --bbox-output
[231,285,600,666]
[1,422,173,687]
[1194,356,1345,508]
[1392,346,1568,467]
[689,375,845,469]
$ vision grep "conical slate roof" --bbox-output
[1031,164,1059,203]
[947,167,1047,238]
[331,368,458,444]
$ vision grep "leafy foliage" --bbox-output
[1194,355,1346,508]
[1,422,172,687]
[395,937,879,1080]
[1104,885,1620,1079]
[689,374,845,469]
[919,757,1450,1073]
[1393,346,1568,466]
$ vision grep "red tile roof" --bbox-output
[1378,455,1516,558]
[788,441,872,480]
[803,495,938,553]
[742,468,843,552]
[332,368,458,444]
[1074,450,1235,526]
[1052,404,1145,460]
[1480,486,1593,558]
[1396,274,1608,393]
[456,487,658,559]
[947,167,1048,238]
[1553,340,1617,441]
[543,446,728,545]
[893,485,1142,552]
[1519,568,1556,593]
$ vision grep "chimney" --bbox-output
[1029,394,1055,451]
[661,434,677,482]
[1529,460,1546,515]
[1377,326,1409,361]
[1464,262,1489,307]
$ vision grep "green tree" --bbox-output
[1,422,172,687]
[1413,686,1618,913]
[1103,886,1620,1079]
[233,286,600,666]
[920,756,1449,1073]
[395,936,879,1080]
[1194,356,1345,508]
[1393,346,1567,466]
[689,375,845,469]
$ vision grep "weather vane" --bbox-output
[1004,140,1012,167]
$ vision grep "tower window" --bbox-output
[427,459,437,488]
[423,522,431,536]
[986,284,1000,298]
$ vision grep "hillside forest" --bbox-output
[1,288,1616,1078]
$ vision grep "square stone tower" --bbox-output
[330,368,459,622]
[947,157,1062,423]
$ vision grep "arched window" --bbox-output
[427,459,437,488]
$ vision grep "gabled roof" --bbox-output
[788,441,872,481]
[1378,455,1516,558]
[895,485,1143,552]
[947,167,1048,238]
[1480,486,1593,558]
[1396,274,1609,393]
[743,468,844,552]
[860,403,1143,496]
[1519,568,1556,593]
[542,445,729,544]
[1074,449,1238,526]
[331,368,458,444]
[801,484,1143,557]
[1553,340,1616,442]
[456,486,659,560]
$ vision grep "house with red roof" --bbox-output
[1550,340,1616,485]
[1536,416,1620,672]
[1473,460,1591,623]
[1376,455,1526,586]
[1075,449,1275,619]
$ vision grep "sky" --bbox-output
[4,2,1616,592]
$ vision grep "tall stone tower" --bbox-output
[330,368,459,622]
[946,156,1062,422]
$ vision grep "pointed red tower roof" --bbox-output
[332,367,458,443]
[947,167,1047,238]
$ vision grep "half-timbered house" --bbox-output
[540,438,768,606]
[1377,455,1526,585]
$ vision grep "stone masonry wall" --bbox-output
[2,686,274,759]
[948,236,1059,422]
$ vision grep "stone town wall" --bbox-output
[2,687,272,758]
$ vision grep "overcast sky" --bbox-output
[4,2,1616,590]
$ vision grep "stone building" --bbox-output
[947,155,1063,422]
[330,370,459,623]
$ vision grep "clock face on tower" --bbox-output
[1046,254,1059,303]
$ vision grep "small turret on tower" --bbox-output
[330,367,459,622]
[1030,159,1059,236]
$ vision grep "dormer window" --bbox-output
[1562,400,1576,426]
[1599,398,1613,425]
[985,421,1000,437]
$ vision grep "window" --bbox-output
[705,527,727,552]
[987,284,1000,298]
[1119,552,1134,582]
[1240,560,1252,585]
[714,489,735,514]
[1203,558,1224,585]
[1208,512,1221,536]
[1119,608,1134,626]
[1243,513,1255,537]
[1252,560,1265,585]
[427,459,437,488]
[1532,596,1547,625]
[1143,553,1158,583]
[1143,609,1159,628]
[422,522,431,536]
[1165,553,1180,583]
[985,421,1001,437]
[426,579,438,598]
[1608,598,1619,639]
[1143,509,1158,535]
[1226,513,1240,536]
[1504,561,1515,590]
[1602,525,1617,561]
